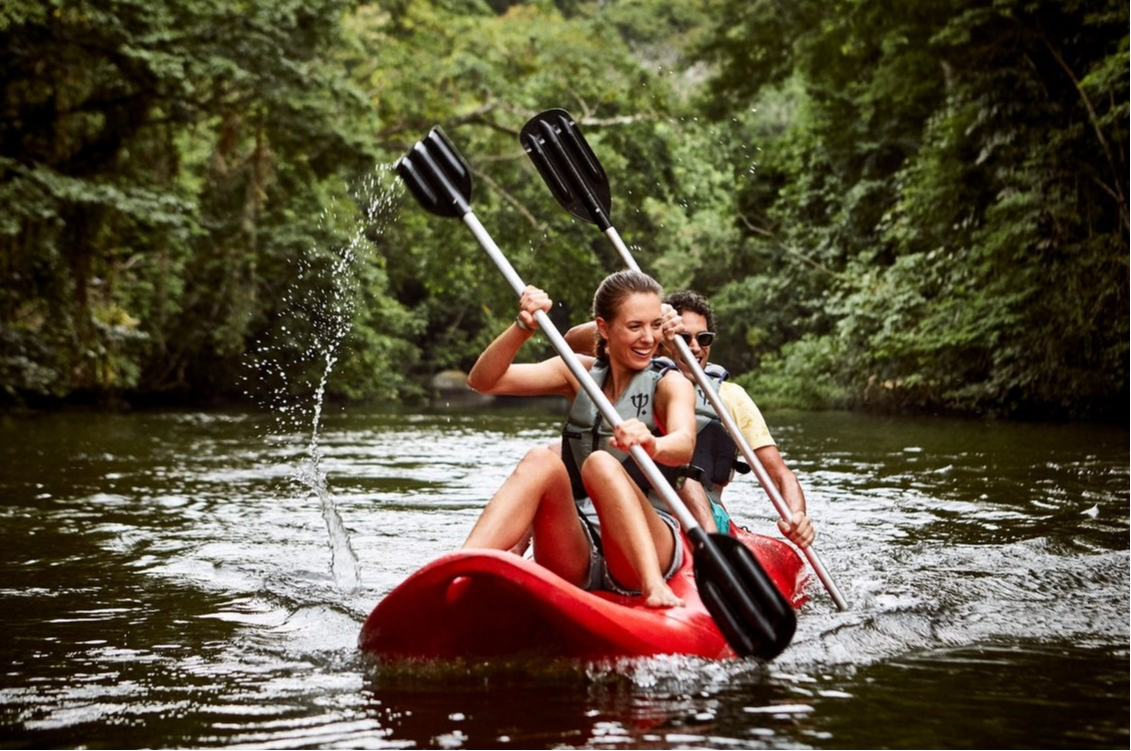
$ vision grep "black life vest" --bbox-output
[654,357,744,510]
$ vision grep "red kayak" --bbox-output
[358,527,809,660]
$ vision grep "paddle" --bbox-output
[520,108,851,611]
[395,126,797,660]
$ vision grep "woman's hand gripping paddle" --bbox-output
[520,108,850,612]
[395,126,796,660]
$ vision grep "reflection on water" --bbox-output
[0,407,1127,748]
[360,657,805,749]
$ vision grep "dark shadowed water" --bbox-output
[0,405,1127,749]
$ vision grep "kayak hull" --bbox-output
[359,528,808,661]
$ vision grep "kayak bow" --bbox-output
[358,527,808,661]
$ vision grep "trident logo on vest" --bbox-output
[631,393,649,417]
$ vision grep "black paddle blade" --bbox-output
[395,126,473,218]
[520,108,613,231]
[689,529,797,660]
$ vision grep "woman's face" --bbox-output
[597,292,663,370]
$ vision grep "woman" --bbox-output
[463,270,696,608]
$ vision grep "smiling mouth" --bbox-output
[631,346,654,359]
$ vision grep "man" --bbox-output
[659,290,814,548]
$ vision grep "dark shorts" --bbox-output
[576,499,683,596]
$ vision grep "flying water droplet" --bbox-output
[243,166,405,593]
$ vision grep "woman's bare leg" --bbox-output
[581,452,683,608]
[529,484,592,589]
[462,446,591,586]
[463,446,564,551]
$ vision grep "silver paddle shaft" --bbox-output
[464,212,700,532]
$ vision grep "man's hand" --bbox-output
[778,511,815,548]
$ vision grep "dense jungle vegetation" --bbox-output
[1,0,1127,420]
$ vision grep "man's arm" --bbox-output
[721,381,815,548]
[563,320,598,356]
[754,444,814,548]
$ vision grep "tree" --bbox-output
[697,0,1128,419]
[1,0,414,405]
[343,0,715,376]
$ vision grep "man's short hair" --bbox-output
[664,289,716,333]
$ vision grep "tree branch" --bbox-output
[738,212,838,276]
[1038,30,1127,232]
[469,165,544,231]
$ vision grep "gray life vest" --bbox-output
[561,358,682,506]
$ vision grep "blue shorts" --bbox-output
[576,499,683,596]
[711,500,732,534]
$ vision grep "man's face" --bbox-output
[672,309,711,376]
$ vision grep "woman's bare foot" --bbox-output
[642,581,684,609]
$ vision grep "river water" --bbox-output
[0,404,1127,749]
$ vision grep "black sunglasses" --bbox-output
[677,331,716,347]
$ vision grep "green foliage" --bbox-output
[345,0,713,376]
[0,0,407,406]
[2,0,1124,420]
[736,334,849,411]
[696,0,1128,419]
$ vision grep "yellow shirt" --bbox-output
[718,381,775,451]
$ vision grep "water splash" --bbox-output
[244,167,403,592]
